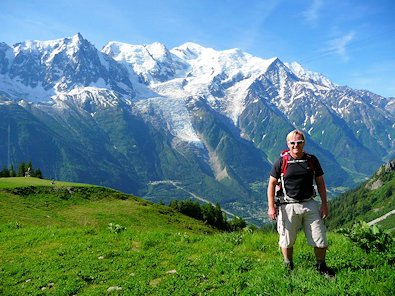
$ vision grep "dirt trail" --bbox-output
[367,209,395,226]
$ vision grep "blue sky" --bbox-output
[1,0,394,97]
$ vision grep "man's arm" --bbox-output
[315,175,328,219]
[267,176,278,220]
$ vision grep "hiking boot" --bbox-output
[316,262,335,278]
[285,261,294,271]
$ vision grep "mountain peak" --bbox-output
[285,61,335,88]
[102,41,168,59]
[178,42,207,51]
[74,32,84,40]
[0,41,11,49]
[146,42,168,53]
[102,41,179,84]
[266,56,281,66]
[69,32,86,46]
[171,42,213,60]
[12,33,90,55]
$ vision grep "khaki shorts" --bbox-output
[277,199,328,248]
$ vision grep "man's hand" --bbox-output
[268,205,277,220]
[267,176,279,220]
[320,203,329,219]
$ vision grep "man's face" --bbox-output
[287,133,305,158]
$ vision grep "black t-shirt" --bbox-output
[270,152,324,200]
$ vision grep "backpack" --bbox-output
[280,149,315,177]
[276,150,316,200]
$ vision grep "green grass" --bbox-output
[0,178,394,295]
[0,177,92,189]
[377,214,395,235]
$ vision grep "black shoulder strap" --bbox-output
[304,153,315,174]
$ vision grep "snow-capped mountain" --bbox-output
[0,33,135,102]
[0,34,394,223]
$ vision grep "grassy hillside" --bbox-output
[0,177,214,232]
[1,177,394,295]
[327,161,395,233]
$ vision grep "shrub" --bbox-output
[169,199,247,231]
[229,216,247,231]
[108,223,126,234]
[338,221,394,253]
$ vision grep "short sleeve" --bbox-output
[311,155,324,177]
[270,157,282,179]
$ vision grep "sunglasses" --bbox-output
[288,140,305,145]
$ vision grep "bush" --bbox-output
[169,199,247,231]
[108,223,126,234]
[170,199,203,220]
[338,221,394,253]
[229,216,247,231]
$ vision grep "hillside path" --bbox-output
[367,209,395,226]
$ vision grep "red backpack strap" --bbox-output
[280,150,290,176]
[280,150,315,176]
[278,150,290,200]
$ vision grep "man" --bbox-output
[267,129,335,277]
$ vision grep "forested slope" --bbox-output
[327,160,395,233]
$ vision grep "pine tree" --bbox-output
[202,203,216,226]
[18,162,26,177]
[0,167,10,177]
[214,203,226,229]
[35,168,43,179]
[9,165,16,177]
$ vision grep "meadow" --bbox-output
[0,178,394,295]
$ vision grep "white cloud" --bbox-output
[303,0,323,25]
[328,31,356,61]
